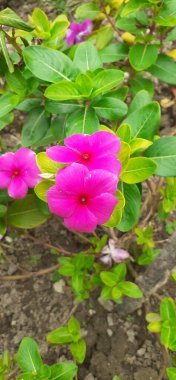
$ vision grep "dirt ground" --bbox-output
[0,1,176,379]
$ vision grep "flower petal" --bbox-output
[65,134,91,154]
[64,205,97,233]
[81,19,93,34]
[0,152,15,172]
[66,29,76,46]
[47,185,77,218]
[87,156,122,175]
[56,163,89,195]
[15,148,36,169]
[8,178,28,199]
[23,168,41,188]
[84,169,117,196]
[47,146,80,164]
[91,131,121,155]
[88,193,117,224]
[111,248,130,263]
[0,171,11,188]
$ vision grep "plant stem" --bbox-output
[0,27,23,56]
[99,0,119,34]
[0,263,59,281]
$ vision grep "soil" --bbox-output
[0,1,176,380]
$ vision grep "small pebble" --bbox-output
[98,298,114,312]
[53,279,65,294]
[107,328,113,337]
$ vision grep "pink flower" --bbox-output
[100,239,130,266]
[47,131,121,176]
[47,163,118,233]
[66,19,93,46]
[0,148,41,199]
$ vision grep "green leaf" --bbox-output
[21,107,49,147]
[130,138,152,153]
[99,43,129,64]
[112,263,127,282]
[116,124,131,143]
[130,73,154,97]
[75,73,93,97]
[0,8,33,31]
[101,286,112,300]
[45,99,83,114]
[36,152,62,174]
[34,180,53,203]
[117,183,141,232]
[68,317,80,339]
[160,320,176,348]
[0,31,14,73]
[92,69,124,97]
[7,194,49,228]
[30,8,50,33]
[16,98,41,112]
[47,327,72,344]
[129,44,158,71]
[93,97,127,120]
[160,298,176,320]
[0,205,7,217]
[59,263,75,276]
[65,107,99,136]
[49,15,69,41]
[50,115,67,141]
[146,312,161,323]
[120,0,149,17]
[121,157,157,184]
[49,362,77,380]
[118,281,143,298]
[123,102,160,140]
[154,0,176,26]
[145,137,176,177]
[148,54,176,85]
[70,339,86,364]
[45,81,82,101]
[23,46,74,83]
[95,25,113,50]
[73,41,102,73]
[17,337,42,373]
[117,141,131,167]
[0,112,14,131]
[76,2,100,20]
[100,272,118,287]
[105,189,125,227]
[167,28,176,42]
[147,321,162,333]
[128,90,152,114]
[5,69,28,96]
[0,93,20,118]
[16,374,33,380]
[112,286,122,300]
[167,368,176,380]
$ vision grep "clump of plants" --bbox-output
[0,0,176,378]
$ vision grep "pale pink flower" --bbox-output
[100,239,130,266]
[66,19,93,46]
[47,163,118,233]
[47,131,121,175]
[0,148,41,199]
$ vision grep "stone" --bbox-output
[98,298,114,312]
[53,279,65,294]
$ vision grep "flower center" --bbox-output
[12,169,20,178]
[82,153,89,161]
[80,196,87,204]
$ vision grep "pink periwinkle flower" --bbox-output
[47,163,118,233]
[100,239,130,266]
[47,131,122,176]
[66,19,93,46]
[0,148,41,199]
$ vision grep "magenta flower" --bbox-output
[100,239,130,266]
[0,148,41,199]
[47,131,122,176]
[47,163,118,233]
[66,19,93,46]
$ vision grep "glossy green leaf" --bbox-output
[99,43,129,63]
[73,41,102,73]
[117,183,141,232]
[0,31,14,73]
[121,0,149,17]
[118,281,143,298]
[0,112,14,131]
[45,99,84,114]
[116,124,131,143]
[112,263,127,282]
[47,326,72,344]
[36,152,62,174]
[121,157,157,184]
[130,73,154,97]
[0,8,33,31]
[0,93,20,118]
[128,90,152,114]
[130,138,152,153]
[149,54,176,85]
[17,337,42,373]
[160,298,176,320]
[93,97,127,120]
[123,102,160,140]
[45,81,82,101]
[167,368,176,380]
[129,44,158,71]
[34,180,53,203]
[23,46,74,82]
[65,107,99,136]
[49,362,77,380]
[7,195,49,228]
[105,190,125,227]
[145,137,176,176]
[76,2,100,20]
[92,69,124,97]
[21,107,49,147]
[100,271,118,287]
[70,339,86,364]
